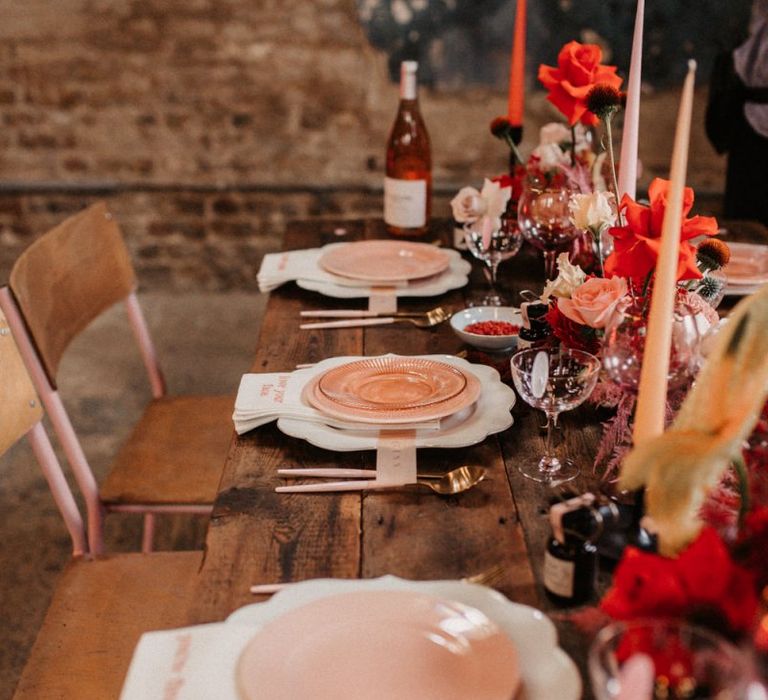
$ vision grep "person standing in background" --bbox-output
[709,0,768,224]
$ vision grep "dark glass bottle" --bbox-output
[517,302,551,349]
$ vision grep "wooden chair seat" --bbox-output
[13,551,202,700]
[99,395,234,506]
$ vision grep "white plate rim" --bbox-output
[225,575,581,700]
[277,354,516,451]
[722,241,768,286]
[298,247,471,299]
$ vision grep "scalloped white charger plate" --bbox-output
[277,354,515,451]
[227,575,581,700]
[297,245,471,299]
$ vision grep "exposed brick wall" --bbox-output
[0,1,728,288]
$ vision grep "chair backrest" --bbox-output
[0,312,43,455]
[9,201,137,386]
[0,310,87,556]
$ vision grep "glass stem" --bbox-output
[543,249,557,281]
[489,259,500,289]
[543,411,558,459]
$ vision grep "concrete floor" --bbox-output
[0,291,265,700]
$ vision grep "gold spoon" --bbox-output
[413,465,486,495]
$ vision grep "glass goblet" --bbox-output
[589,620,751,700]
[510,347,601,484]
[517,183,580,281]
[463,217,523,306]
[601,300,702,393]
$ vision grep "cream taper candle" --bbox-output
[618,0,644,202]
[632,60,697,445]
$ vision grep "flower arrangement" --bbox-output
[597,286,768,651]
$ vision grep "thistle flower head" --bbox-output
[697,239,731,271]
[490,116,512,139]
[696,274,726,305]
[586,84,623,122]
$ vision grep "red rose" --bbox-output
[604,178,719,283]
[545,304,601,354]
[600,527,758,634]
[538,41,623,126]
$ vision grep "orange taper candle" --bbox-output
[508,0,527,125]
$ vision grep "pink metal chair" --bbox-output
[0,309,202,699]
[0,201,233,554]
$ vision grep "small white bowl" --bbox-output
[450,307,523,351]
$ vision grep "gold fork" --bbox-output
[299,305,449,320]
[393,307,450,327]
[300,308,449,330]
[462,563,506,588]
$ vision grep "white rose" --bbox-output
[532,142,570,171]
[539,122,570,145]
[541,252,587,299]
[572,123,592,154]
[479,178,512,227]
[569,191,616,233]
[451,186,486,223]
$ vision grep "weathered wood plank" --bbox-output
[186,220,370,623]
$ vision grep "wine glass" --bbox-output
[463,216,523,306]
[589,620,752,700]
[510,347,601,484]
[517,183,580,280]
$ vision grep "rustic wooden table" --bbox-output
[182,217,618,693]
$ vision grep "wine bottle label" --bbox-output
[384,177,427,228]
[543,550,575,598]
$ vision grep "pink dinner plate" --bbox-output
[317,356,467,411]
[723,242,768,286]
[236,590,520,700]
[318,240,450,282]
[304,359,482,424]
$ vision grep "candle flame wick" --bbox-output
[687,59,697,73]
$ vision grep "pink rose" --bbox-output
[558,276,628,329]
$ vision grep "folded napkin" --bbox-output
[257,249,406,293]
[120,622,253,700]
[233,370,440,435]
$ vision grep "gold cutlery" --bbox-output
[275,465,486,494]
[300,307,449,330]
[299,305,450,319]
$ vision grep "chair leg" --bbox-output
[141,513,156,553]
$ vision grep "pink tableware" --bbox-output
[722,242,768,286]
[304,357,481,424]
[318,240,450,282]
[236,590,520,700]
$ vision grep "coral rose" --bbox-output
[557,276,628,329]
[604,178,719,283]
[538,41,623,126]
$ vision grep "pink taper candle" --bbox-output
[618,0,644,202]
[508,0,526,125]
[632,60,697,445]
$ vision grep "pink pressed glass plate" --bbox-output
[236,590,520,700]
[318,240,450,282]
[317,356,467,410]
[304,359,482,424]
[723,242,768,286]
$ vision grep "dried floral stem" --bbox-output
[604,115,620,204]
[504,134,524,167]
[570,125,577,166]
